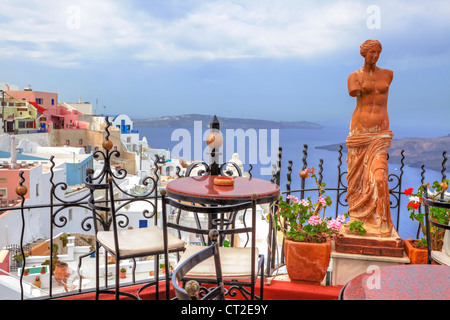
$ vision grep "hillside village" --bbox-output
[0,83,259,299]
[0,83,192,250]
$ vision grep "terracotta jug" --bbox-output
[34,276,41,288]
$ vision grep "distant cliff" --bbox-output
[316,136,450,172]
[132,114,322,130]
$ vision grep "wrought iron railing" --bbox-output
[268,145,448,269]
[0,118,448,299]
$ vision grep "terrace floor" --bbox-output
[25,249,342,300]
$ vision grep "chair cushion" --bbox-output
[431,250,450,266]
[97,225,185,256]
[176,245,260,280]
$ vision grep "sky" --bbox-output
[1,0,449,135]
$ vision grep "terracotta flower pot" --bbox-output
[120,271,126,279]
[284,238,331,284]
[404,239,428,264]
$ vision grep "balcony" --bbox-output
[0,117,448,303]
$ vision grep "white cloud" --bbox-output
[0,0,449,67]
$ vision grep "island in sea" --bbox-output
[315,135,450,172]
[132,114,322,130]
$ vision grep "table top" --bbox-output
[166,176,280,205]
[341,264,450,300]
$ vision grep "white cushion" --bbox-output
[97,225,185,256]
[176,245,259,280]
[431,250,450,266]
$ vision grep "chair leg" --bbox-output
[155,255,159,300]
[165,259,170,299]
[95,243,100,300]
[260,256,264,300]
[115,260,120,300]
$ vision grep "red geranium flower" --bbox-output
[404,188,414,196]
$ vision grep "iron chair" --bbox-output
[172,229,225,300]
[161,190,264,300]
[423,184,450,265]
[85,169,184,300]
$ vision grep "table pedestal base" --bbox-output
[330,249,410,286]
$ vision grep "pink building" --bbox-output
[0,164,32,204]
[6,87,58,111]
[40,103,88,132]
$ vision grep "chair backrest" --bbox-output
[172,230,224,300]
[84,167,160,259]
[162,194,257,248]
[423,185,450,264]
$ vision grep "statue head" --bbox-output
[360,40,382,57]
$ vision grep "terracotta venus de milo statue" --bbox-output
[346,40,395,237]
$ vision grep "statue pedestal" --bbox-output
[331,229,410,286]
[335,228,404,257]
[331,249,410,286]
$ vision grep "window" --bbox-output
[51,99,55,105]
[68,209,73,221]
[0,188,7,199]
[36,98,43,104]
[66,140,70,145]
[36,183,39,197]
[79,139,83,145]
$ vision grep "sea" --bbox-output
[135,122,447,240]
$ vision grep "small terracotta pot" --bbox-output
[120,271,126,279]
[284,238,331,284]
[404,239,428,264]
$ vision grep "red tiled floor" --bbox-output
[55,280,342,300]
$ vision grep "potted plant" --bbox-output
[34,276,41,288]
[273,168,347,283]
[404,179,449,264]
[120,267,127,279]
[13,252,28,268]
[40,266,46,274]
[41,243,61,274]
[23,269,30,276]
[159,263,173,274]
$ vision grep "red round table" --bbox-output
[340,264,450,300]
[166,176,280,276]
[166,176,280,205]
